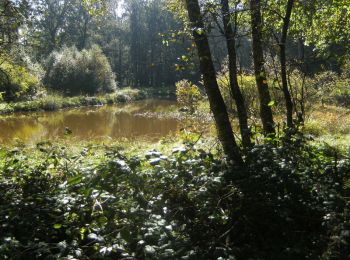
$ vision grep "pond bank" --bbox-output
[0,88,146,115]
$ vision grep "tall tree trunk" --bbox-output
[221,0,252,149]
[118,40,123,85]
[79,11,89,50]
[185,0,243,166]
[250,0,275,135]
[280,0,294,128]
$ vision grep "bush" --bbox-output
[0,59,42,101]
[44,45,117,95]
[0,137,350,259]
[175,79,201,114]
[217,71,261,116]
[309,71,350,107]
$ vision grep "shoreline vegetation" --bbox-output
[0,87,178,115]
[0,88,145,115]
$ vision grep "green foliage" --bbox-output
[44,45,117,95]
[175,79,201,114]
[310,68,350,107]
[302,0,350,63]
[217,71,261,116]
[0,59,42,101]
[0,136,350,259]
[0,89,145,114]
[0,0,29,53]
[218,64,350,122]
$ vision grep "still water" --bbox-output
[0,100,179,145]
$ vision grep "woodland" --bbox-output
[1,0,350,259]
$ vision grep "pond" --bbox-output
[0,100,179,145]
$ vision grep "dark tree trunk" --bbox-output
[250,0,275,135]
[185,0,243,166]
[280,0,294,128]
[221,0,252,149]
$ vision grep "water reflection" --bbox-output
[0,100,179,145]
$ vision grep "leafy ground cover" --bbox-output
[0,134,349,259]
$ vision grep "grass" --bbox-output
[303,104,350,151]
[0,87,146,115]
[192,99,350,153]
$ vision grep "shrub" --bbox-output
[175,79,201,114]
[0,59,42,101]
[217,71,261,116]
[0,138,350,259]
[310,71,350,107]
[216,71,235,112]
[44,45,117,95]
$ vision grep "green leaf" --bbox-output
[268,100,276,107]
[53,223,62,229]
[68,175,83,186]
[98,216,108,225]
[80,227,87,240]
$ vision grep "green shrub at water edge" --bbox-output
[0,59,42,102]
[175,79,201,114]
[44,45,117,95]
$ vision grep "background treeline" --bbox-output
[0,0,200,101]
[2,0,349,103]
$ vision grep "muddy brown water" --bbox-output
[0,100,179,145]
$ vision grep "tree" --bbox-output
[221,0,252,149]
[250,0,275,135]
[279,0,294,128]
[262,0,350,124]
[0,0,36,101]
[0,0,28,52]
[32,0,73,55]
[263,0,299,127]
[302,0,350,66]
[185,0,243,165]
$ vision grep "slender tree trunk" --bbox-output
[250,0,275,135]
[185,0,243,166]
[298,37,306,120]
[280,0,294,128]
[221,0,252,149]
[118,40,123,85]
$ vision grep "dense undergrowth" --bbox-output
[1,134,350,259]
[0,88,145,115]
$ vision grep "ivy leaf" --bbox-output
[68,175,82,186]
[268,100,276,107]
[53,223,62,229]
